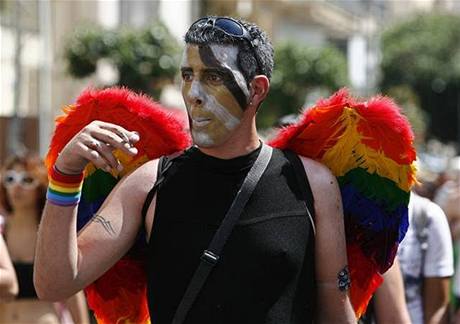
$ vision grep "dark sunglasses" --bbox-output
[191,17,262,74]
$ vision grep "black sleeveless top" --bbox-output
[13,262,38,299]
[2,229,38,299]
[146,146,316,324]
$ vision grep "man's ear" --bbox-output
[248,75,270,110]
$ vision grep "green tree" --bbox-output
[64,22,181,98]
[259,42,348,129]
[380,14,460,145]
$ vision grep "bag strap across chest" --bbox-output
[172,143,273,324]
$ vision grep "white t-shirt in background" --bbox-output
[398,192,454,324]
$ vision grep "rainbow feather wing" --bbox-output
[46,87,191,323]
[269,89,416,317]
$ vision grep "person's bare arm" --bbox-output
[34,121,157,301]
[424,277,450,324]
[0,235,18,301]
[64,291,90,324]
[300,157,355,323]
[373,258,412,324]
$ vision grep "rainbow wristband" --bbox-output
[46,166,84,207]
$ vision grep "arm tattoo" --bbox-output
[337,265,351,291]
[92,214,116,236]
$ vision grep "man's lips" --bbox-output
[192,117,212,127]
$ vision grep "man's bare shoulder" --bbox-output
[297,155,337,190]
[129,159,159,178]
[119,159,159,194]
[296,154,342,226]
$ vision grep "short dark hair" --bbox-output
[184,16,274,84]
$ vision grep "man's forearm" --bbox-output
[34,202,81,301]
[66,291,90,324]
[0,236,18,301]
[317,284,355,323]
[0,269,18,301]
[424,303,449,324]
[423,277,451,324]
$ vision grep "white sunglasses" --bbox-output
[2,170,39,189]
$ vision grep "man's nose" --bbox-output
[188,81,204,106]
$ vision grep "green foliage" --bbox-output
[380,14,460,143]
[64,22,181,98]
[66,26,109,78]
[259,42,348,129]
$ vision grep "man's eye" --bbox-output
[206,73,223,84]
[182,71,193,82]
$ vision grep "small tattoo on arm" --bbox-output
[337,265,351,291]
[92,214,116,236]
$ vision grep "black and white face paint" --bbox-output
[180,44,251,147]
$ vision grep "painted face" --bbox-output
[181,44,250,147]
[3,165,39,210]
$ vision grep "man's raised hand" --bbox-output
[54,121,139,175]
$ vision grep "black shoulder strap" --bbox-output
[141,154,176,221]
[172,144,273,324]
[284,150,316,235]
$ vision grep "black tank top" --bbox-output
[2,229,38,299]
[147,146,316,324]
[13,262,38,299]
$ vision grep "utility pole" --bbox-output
[8,0,23,155]
[457,92,460,152]
[38,0,53,157]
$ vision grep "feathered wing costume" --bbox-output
[269,88,416,316]
[46,87,415,322]
[45,88,191,324]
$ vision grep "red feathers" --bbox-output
[269,88,415,164]
[358,95,415,164]
[45,87,192,323]
[85,257,150,324]
[46,87,191,171]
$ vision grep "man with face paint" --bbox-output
[35,17,355,323]
[182,45,245,139]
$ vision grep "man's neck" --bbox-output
[198,124,260,159]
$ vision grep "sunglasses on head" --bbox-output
[2,170,39,189]
[191,17,262,74]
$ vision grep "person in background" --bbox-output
[433,156,460,321]
[0,152,90,324]
[0,234,18,301]
[397,190,454,324]
[434,156,460,240]
[358,258,412,324]
[0,170,17,301]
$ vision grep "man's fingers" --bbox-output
[90,129,138,156]
[86,139,121,170]
[56,121,139,174]
[77,143,112,172]
[98,122,140,144]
